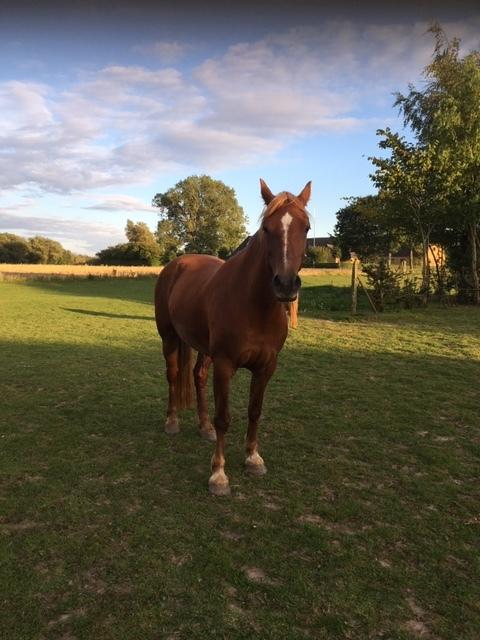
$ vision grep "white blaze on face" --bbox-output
[281,212,293,268]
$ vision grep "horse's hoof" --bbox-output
[200,427,217,442]
[245,452,267,476]
[164,417,180,435]
[209,470,230,496]
[245,462,267,476]
[209,482,231,496]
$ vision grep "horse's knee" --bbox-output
[194,367,207,388]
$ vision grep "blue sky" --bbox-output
[1,1,479,255]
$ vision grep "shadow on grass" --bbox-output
[23,277,156,306]
[63,307,155,321]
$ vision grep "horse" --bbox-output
[154,179,311,495]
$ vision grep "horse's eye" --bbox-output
[262,226,269,234]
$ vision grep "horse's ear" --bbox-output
[297,181,312,206]
[260,178,274,205]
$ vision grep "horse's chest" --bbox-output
[237,321,288,365]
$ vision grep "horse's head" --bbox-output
[259,179,311,302]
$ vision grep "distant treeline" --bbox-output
[0,233,91,265]
[1,176,341,269]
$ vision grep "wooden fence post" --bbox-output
[351,259,358,315]
[357,277,378,315]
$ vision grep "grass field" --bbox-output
[0,263,163,278]
[1,276,479,639]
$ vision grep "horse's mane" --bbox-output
[260,192,309,222]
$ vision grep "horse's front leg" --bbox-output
[245,359,277,476]
[209,358,235,496]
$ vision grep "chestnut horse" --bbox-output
[154,179,311,495]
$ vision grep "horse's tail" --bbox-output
[175,339,194,411]
[288,297,299,329]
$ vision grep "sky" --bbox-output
[1,0,479,255]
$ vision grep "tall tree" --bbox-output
[333,194,399,261]
[152,175,247,256]
[370,129,455,293]
[394,24,480,303]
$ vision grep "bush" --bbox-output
[431,266,456,302]
[401,276,423,309]
[362,259,402,311]
[361,261,453,310]
[96,241,161,266]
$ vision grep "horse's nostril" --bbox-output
[295,275,301,289]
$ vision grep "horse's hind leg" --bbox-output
[162,331,181,434]
[194,353,216,442]
[209,358,234,496]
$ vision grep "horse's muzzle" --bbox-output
[272,274,301,302]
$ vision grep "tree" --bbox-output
[333,195,399,261]
[370,129,455,294]
[28,236,67,264]
[96,243,135,265]
[96,220,161,266]
[0,232,91,264]
[0,233,31,263]
[156,219,179,264]
[393,24,480,303]
[152,175,247,256]
[124,219,161,265]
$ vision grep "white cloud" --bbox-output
[0,209,124,254]
[83,195,156,212]
[194,20,480,133]
[1,19,479,198]
[0,81,52,129]
[0,70,188,193]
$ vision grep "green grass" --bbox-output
[1,276,479,639]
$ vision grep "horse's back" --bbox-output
[155,254,223,350]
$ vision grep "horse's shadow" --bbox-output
[62,307,154,321]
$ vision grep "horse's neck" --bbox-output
[234,231,276,308]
